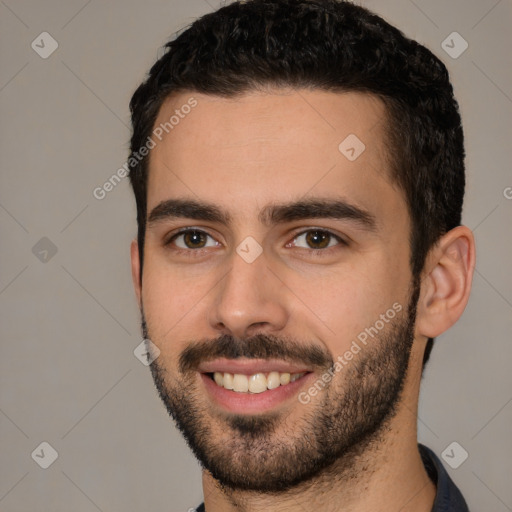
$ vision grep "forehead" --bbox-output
[146,88,404,225]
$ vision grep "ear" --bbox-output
[415,226,476,338]
[130,238,142,308]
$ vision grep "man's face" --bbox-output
[134,89,419,491]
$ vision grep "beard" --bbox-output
[142,281,420,493]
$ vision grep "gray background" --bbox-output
[1,0,511,510]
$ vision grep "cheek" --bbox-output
[288,259,409,357]
[296,278,372,357]
[141,259,213,351]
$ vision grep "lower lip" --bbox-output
[200,373,314,414]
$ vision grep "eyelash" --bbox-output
[164,227,348,255]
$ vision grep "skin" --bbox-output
[130,88,475,511]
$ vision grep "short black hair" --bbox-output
[129,0,466,368]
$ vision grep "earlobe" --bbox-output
[416,226,476,338]
[130,239,142,308]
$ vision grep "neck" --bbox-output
[202,350,435,512]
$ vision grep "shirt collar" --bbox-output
[418,443,469,511]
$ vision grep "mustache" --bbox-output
[178,333,333,374]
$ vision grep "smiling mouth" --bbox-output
[207,371,309,393]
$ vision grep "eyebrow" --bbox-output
[147,197,377,231]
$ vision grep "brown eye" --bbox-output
[305,230,331,249]
[290,229,344,250]
[169,230,218,250]
[182,231,207,248]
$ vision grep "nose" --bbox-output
[207,247,289,340]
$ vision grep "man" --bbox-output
[128,1,475,510]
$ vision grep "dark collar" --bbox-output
[419,443,469,511]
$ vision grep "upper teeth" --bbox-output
[213,371,306,393]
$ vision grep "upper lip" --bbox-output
[198,358,312,375]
